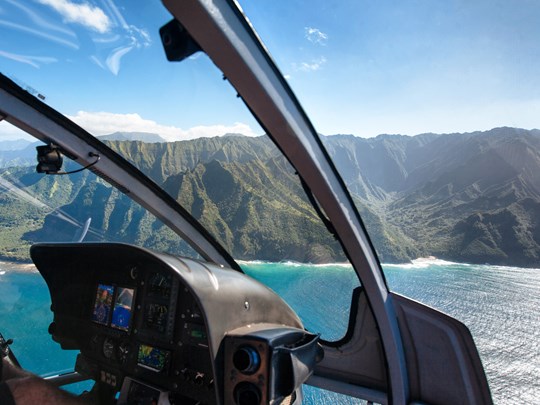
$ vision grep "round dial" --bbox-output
[117,341,131,364]
[149,272,172,297]
[102,337,115,359]
[90,334,99,349]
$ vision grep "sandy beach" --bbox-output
[0,260,37,273]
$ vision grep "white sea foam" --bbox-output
[236,259,271,265]
[240,258,540,272]
[239,259,352,268]
[383,257,466,269]
[481,263,540,272]
[278,261,304,267]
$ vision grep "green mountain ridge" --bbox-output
[160,157,344,262]
[0,127,539,267]
[86,127,540,266]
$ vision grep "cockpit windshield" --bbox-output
[0,1,539,403]
[0,0,360,370]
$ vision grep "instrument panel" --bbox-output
[31,243,314,405]
[82,266,214,404]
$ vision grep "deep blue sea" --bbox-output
[1,259,538,404]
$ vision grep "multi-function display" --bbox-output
[92,284,114,325]
[137,344,170,372]
[112,287,135,331]
[92,284,135,332]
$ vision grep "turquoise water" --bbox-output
[244,260,540,404]
[383,261,540,404]
[1,260,539,404]
[241,261,360,342]
[0,269,79,376]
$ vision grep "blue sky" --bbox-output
[1,0,540,140]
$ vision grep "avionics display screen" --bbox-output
[126,380,162,405]
[92,284,114,325]
[185,323,207,345]
[137,344,170,372]
[92,284,135,331]
[111,287,135,331]
[144,303,169,333]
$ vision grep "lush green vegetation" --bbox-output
[1,128,539,267]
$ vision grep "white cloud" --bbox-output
[0,50,57,68]
[294,56,327,72]
[101,0,128,29]
[2,0,149,74]
[92,23,151,75]
[106,46,133,75]
[128,25,151,48]
[37,0,111,33]
[0,19,78,49]
[89,54,104,69]
[68,111,259,141]
[305,27,328,45]
[188,52,204,61]
[6,0,75,37]
[92,34,121,44]
[0,121,35,141]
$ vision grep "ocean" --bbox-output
[0,260,538,404]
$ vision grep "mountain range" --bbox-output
[323,127,540,267]
[0,127,539,267]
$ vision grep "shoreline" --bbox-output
[240,257,540,271]
[0,260,37,273]
[1,256,538,274]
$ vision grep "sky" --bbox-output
[1,0,540,141]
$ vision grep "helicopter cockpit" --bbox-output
[29,242,320,405]
[0,0,495,404]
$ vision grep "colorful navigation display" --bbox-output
[111,287,135,331]
[137,344,170,372]
[92,284,114,325]
[92,284,135,331]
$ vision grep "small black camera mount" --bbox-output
[36,144,100,175]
